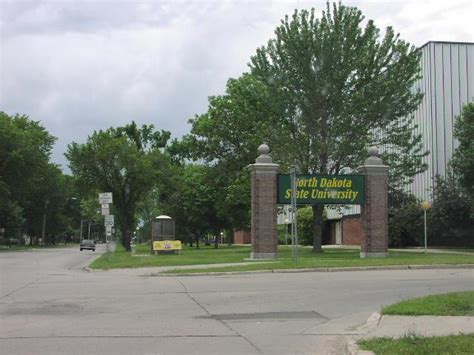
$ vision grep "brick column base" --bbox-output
[248,144,279,260]
[358,147,389,258]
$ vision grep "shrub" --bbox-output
[388,202,424,247]
[429,175,474,247]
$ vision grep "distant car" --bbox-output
[80,239,95,251]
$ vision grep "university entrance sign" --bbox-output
[248,144,389,260]
[277,174,365,205]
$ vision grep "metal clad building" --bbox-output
[411,41,474,200]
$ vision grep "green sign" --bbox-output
[277,174,365,205]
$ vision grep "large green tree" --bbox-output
[173,74,279,232]
[66,122,170,251]
[0,112,58,240]
[250,3,427,252]
[451,102,474,211]
[185,3,427,252]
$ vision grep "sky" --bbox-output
[1,0,473,171]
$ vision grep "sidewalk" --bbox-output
[346,313,474,354]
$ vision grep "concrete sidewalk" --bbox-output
[346,313,474,354]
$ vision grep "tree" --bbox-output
[180,3,427,252]
[160,163,228,248]
[23,163,73,245]
[250,3,427,252]
[173,74,282,233]
[66,122,170,251]
[0,112,57,240]
[451,102,474,211]
[429,174,473,246]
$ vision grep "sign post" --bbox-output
[290,166,298,263]
[99,192,114,245]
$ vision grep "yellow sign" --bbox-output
[153,240,182,251]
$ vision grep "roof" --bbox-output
[419,40,474,49]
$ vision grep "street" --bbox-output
[1,247,473,354]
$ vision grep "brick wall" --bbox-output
[234,230,251,244]
[342,216,363,246]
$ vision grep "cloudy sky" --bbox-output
[1,0,473,170]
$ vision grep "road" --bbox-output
[0,246,473,354]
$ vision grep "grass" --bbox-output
[382,291,474,316]
[89,244,254,269]
[358,334,474,354]
[89,243,474,271]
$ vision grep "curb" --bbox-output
[344,312,381,355]
[153,263,474,277]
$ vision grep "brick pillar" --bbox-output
[248,144,279,259]
[358,147,389,258]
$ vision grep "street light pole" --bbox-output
[80,219,83,241]
[41,199,49,245]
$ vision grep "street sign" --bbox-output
[99,192,113,204]
[106,229,112,237]
[101,203,109,209]
[104,215,114,227]
[106,225,112,233]
[101,206,110,216]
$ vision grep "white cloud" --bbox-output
[0,0,472,169]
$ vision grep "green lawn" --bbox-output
[358,334,474,355]
[382,291,474,316]
[90,244,254,269]
[89,244,474,271]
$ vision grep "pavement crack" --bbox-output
[0,279,40,301]
[177,279,262,354]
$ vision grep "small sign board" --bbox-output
[104,215,114,227]
[277,174,365,205]
[153,240,182,252]
[106,229,112,237]
[99,192,113,204]
[101,206,110,216]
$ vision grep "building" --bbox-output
[410,41,474,200]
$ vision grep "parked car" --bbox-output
[80,239,95,251]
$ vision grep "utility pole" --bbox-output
[41,199,49,245]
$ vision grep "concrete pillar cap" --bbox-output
[258,144,270,155]
[256,143,274,164]
[368,146,379,156]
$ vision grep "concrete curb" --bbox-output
[344,312,381,355]
[153,263,474,277]
[344,312,474,354]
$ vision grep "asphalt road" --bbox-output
[0,246,473,355]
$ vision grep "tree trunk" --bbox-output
[214,235,219,249]
[311,205,324,253]
[195,234,200,249]
[121,225,131,251]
